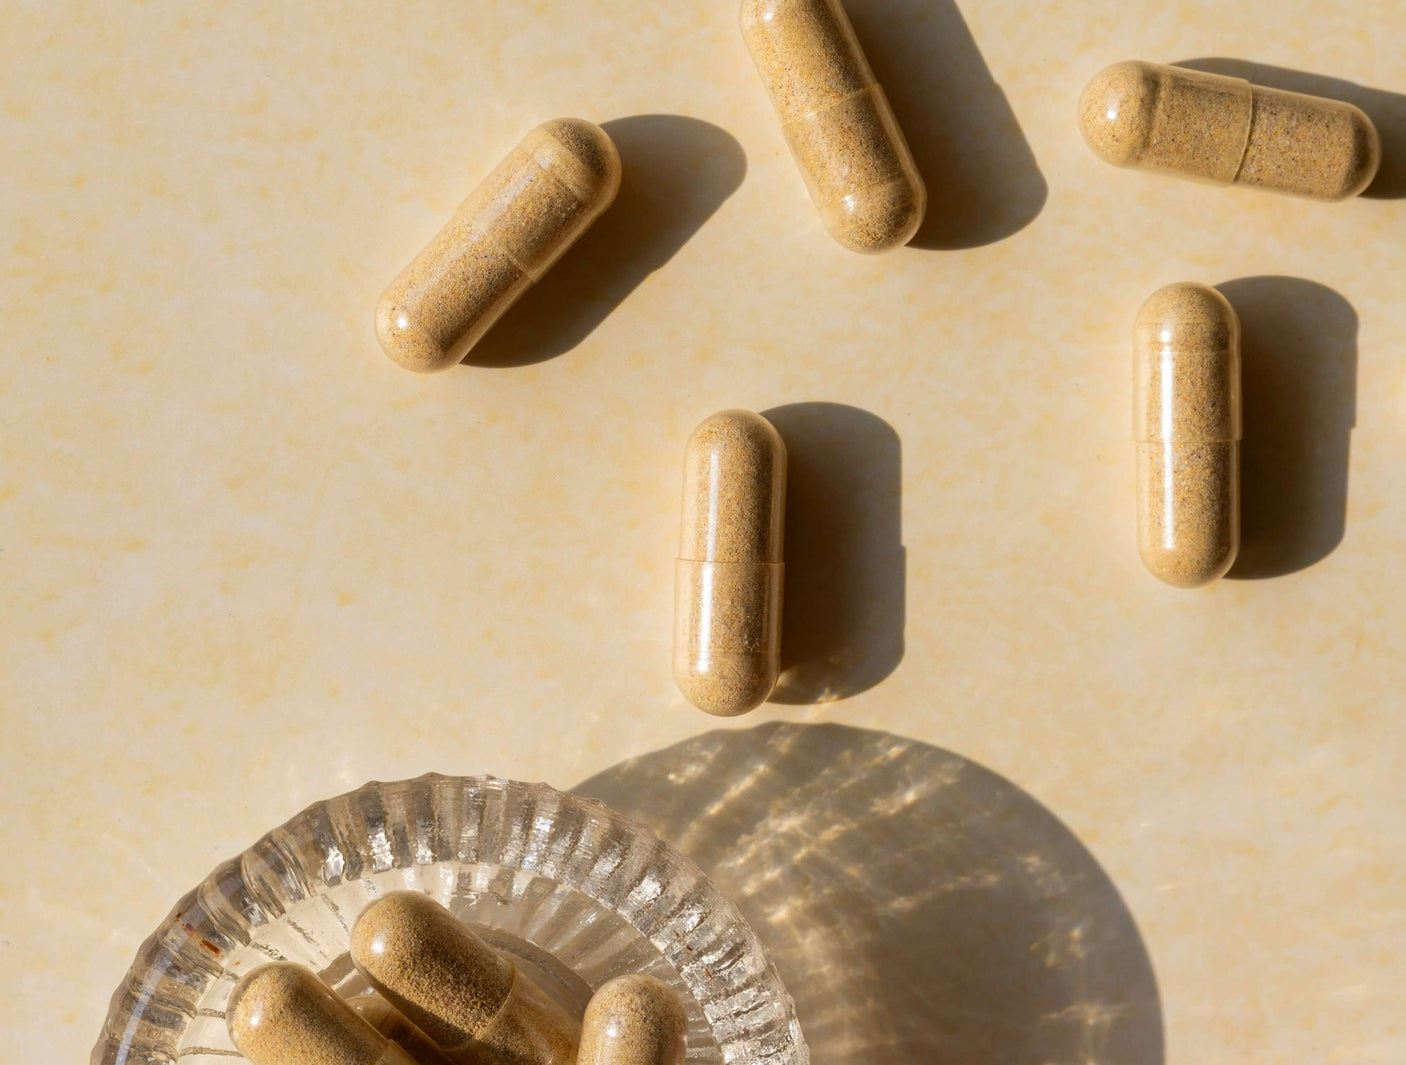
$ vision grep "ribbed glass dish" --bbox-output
[93,774,807,1065]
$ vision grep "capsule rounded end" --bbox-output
[349,894,396,969]
[580,975,688,1065]
[535,118,623,205]
[351,891,477,972]
[228,963,388,1065]
[1139,539,1237,589]
[1135,281,1238,332]
[822,174,927,253]
[350,891,514,1041]
[686,409,787,460]
[1334,104,1382,199]
[1078,61,1157,168]
[675,656,778,716]
[375,294,456,373]
[226,962,300,1043]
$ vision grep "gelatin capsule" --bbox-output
[350,891,580,1065]
[740,0,925,252]
[226,962,417,1065]
[578,976,687,1065]
[1134,283,1241,588]
[674,410,786,716]
[1079,61,1380,201]
[375,120,621,372]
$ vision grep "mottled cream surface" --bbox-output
[3,1,1406,1063]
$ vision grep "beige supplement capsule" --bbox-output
[674,410,787,716]
[375,119,621,372]
[350,891,580,1065]
[226,962,417,1065]
[350,995,460,1065]
[739,0,925,252]
[1135,282,1241,588]
[578,976,687,1065]
[1079,61,1380,201]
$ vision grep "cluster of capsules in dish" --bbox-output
[369,2,1384,715]
[226,891,688,1065]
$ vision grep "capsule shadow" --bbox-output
[465,116,747,367]
[1177,59,1406,198]
[1216,277,1358,579]
[848,0,1046,249]
[574,723,1164,1065]
[758,403,904,704]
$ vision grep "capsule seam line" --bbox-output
[520,154,592,282]
[465,962,521,1051]
[1229,88,1257,184]
[780,86,911,196]
[453,205,537,283]
[786,83,877,126]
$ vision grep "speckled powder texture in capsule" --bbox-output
[673,560,784,714]
[740,0,923,250]
[374,119,619,371]
[351,892,516,1047]
[679,411,786,564]
[1134,283,1241,588]
[1237,84,1381,199]
[577,975,687,1065]
[1078,61,1251,182]
[473,968,582,1065]
[1078,61,1380,200]
[227,963,415,1065]
[674,411,786,715]
[350,892,580,1065]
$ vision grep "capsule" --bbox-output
[226,962,417,1065]
[1134,283,1241,588]
[739,0,925,252]
[349,996,460,1065]
[674,410,786,716]
[578,976,687,1065]
[350,891,580,1065]
[1079,61,1380,201]
[375,119,621,372]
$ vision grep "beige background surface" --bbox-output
[3,1,1405,1061]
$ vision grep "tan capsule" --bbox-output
[739,0,925,252]
[578,976,687,1065]
[1079,61,1380,201]
[1134,283,1241,588]
[674,410,786,716]
[226,962,417,1065]
[375,119,621,372]
[349,995,461,1065]
[350,891,580,1065]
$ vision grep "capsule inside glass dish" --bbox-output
[674,410,787,715]
[1079,61,1380,200]
[226,962,418,1065]
[1134,282,1242,588]
[375,119,621,372]
[578,975,687,1065]
[740,0,925,251]
[350,891,581,1065]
